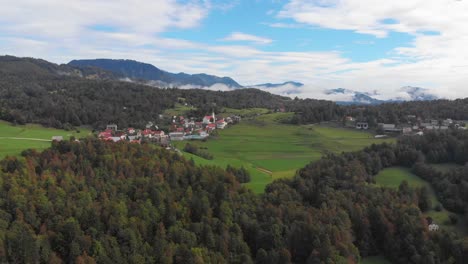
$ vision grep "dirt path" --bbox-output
[256,167,273,176]
[0,137,51,142]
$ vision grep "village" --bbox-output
[96,111,241,145]
[344,115,467,137]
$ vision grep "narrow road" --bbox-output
[0,137,51,142]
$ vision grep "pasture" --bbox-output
[0,121,91,157]
[375,167,466,234]
[175,113,395,193]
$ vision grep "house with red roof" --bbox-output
[206,123,216,133]
[99,131,112,139]
[216,119,227,129]
[127,127,136,134]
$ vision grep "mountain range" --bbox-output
[325,87,439,105]
[0,55,440,104]
[68,59,242,88]
[250,81,304,88]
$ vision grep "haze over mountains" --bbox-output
[68,58,440,104]
[0,55,440,105]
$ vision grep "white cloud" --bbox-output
[1,0,468,100]
[279,0,468,38]
[221,32,273,44]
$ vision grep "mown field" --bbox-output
[0,121,91,157]
[175,113,395,193]
[375,167,466,235]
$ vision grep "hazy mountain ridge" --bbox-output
[69,59,242,88]
[0,55,120,80]
[325,86,439,105]
[251,81,304,88]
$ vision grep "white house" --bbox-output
[169,132,185,141]
[428,224,439,231]
[216,119,227,129]
[106,124,118,131]
[380,123,402,133]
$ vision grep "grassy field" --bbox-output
[375,167,466,234]
[175,113,395,193]
[0,121,91,157]
[163,103,195,117]
[220,107,271,118]
[361,256,392,264]
[375,167,428,189]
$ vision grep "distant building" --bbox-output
[355,122,369,130]
[443,119,453,126]
[106,124,118,131]
[51,136,63,142]
[169,132,185,141]
[428,224,439,232]
[203,111,216,124]
[206,123,216,133]
[402,127,413,135]
[127,127,136,134]
[216,119,227,129]
[379,123,402,133]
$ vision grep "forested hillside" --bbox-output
[2,56,468,130]
[0,130,467,263]
[0,56,290,129]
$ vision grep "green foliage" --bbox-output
[183,143,213,160]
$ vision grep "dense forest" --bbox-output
[288,98,468,125]
[0,130,467,263]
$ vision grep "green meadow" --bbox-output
[0,121,91,157]
[375,167,466,234]
[163,103,195,117]
[175,113,395,193]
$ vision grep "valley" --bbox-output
[174,112,395,193]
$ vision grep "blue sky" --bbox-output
[0,0,467,99]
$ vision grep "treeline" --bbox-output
[1,131,468,263]
[3,56,468,130]
[183,143,214,160]
[397,130,468,214]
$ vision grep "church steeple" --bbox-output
[212,110,216,123]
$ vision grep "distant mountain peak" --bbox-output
[397,86,438,101]
[68,59,243,88]
[325,86,438,105]
[251,81,304,88]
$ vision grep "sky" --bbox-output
[0,0,467,100]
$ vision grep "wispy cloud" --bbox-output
[221,32,273,44]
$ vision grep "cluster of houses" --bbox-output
[96,112,242,144]
[346,116,466,136]
[168,112,241,141]
[98,124,170,146]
